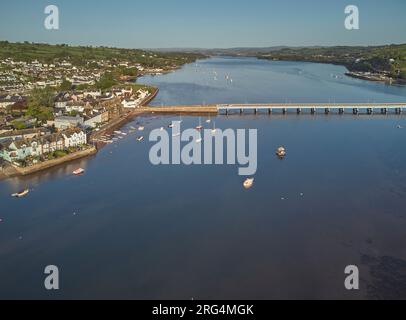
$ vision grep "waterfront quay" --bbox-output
[141,103,406,115]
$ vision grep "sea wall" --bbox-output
[12,147,97,176]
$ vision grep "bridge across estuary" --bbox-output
[141,103,406,115]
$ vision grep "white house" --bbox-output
[84,90,102,99]
[62,128,87,148]
[121,99,137,109]
[54,115,84,130]
[55,100,69,110]
[84,110,109,128]
[65,102,86,113]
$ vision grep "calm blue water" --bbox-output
[1,57,406,299]
[139,56,406,105]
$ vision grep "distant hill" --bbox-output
[0,41,205,68]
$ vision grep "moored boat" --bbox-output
[12,189,30,198]
[73,168,85,175]
[243,178,254,190]
[137,136,144,142]
[276,147,287,158]
[196,117,204,130]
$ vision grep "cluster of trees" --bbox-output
[95,73,118,91]
[26,87,55,122]
[0,41,204,70]
[258,44,406,80]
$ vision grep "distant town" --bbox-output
[0,42,203,178]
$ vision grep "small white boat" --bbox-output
[243,178,254,190]
[138,126,145,131]
[121,132,128,136]
[114,131,122,135]
[276,147,287,158]
[172,133,180,137]
[211,121,217,135]
[137,136,144,142]
[196,138,202,143]
[160,127,165,131]
[168,124,174,129]
[196,117,203,131]
[12,189,30,198]
[73,168,85,176]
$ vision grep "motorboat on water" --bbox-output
[73,168,85,176]
[138,126,145,131]
[137,136,144,142]
[196,117,204,131]
[276,147,287,158]
[243,178,254,190]
[12,189,30,198]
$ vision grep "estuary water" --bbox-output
[1,57,406,299]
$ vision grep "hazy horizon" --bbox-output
[1,41,406,52]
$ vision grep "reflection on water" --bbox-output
[1,57,406,299]
[3,157,96,193]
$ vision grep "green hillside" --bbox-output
[0,41,204,68]
[257,44,406,81]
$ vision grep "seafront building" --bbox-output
[0,128,87,165]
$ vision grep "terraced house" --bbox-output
[0,128,87,165]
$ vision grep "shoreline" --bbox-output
[0,88,160,182]
[13,147,97,176]
[0,147,97,180]
[89,87,159,142]
[255,56,406,87]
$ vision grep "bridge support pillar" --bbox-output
[268,108,272,115]
[353,108,359,115]
[325,108,330,115]
[254,108,258,114]
[225,109,229,115]
[311,108,316,114]
[338,108,344,114]
[297,108,302,114]
[367,108,373,115]
[282,108,287,115]
[396,108,402,114]
[381,108,387,114]
[240,109,243,114]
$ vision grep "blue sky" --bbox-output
[0,0,405,48]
